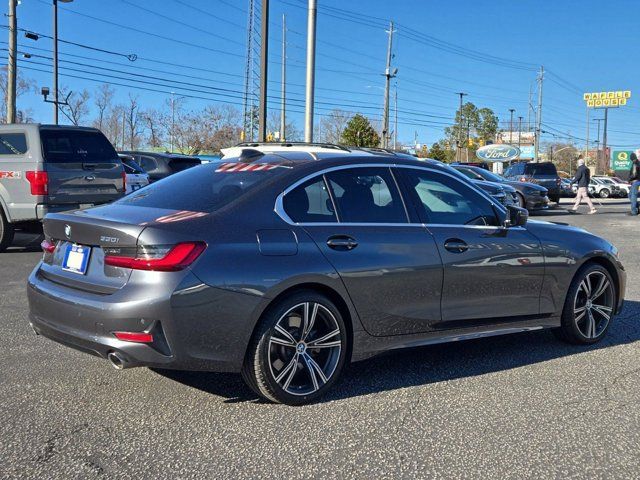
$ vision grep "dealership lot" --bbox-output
[1,198,639,479]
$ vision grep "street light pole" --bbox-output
[517,116,523,154]
[280,14,286,141]
[456,92,467,162]
[381,21,396,148]
[509,109,515,144]
[304,0,317,143]
[258,0,269,142]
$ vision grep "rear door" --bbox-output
[41,128,124,206]
[283,166,443,336]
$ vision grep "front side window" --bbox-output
[325,167,407,223]
[283,177,337,223]
[0,133,28,155]
[399,168,497,226]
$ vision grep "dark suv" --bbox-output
[120,152,201,182]
[503,162,562,203]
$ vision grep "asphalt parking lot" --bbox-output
[1,198,639,479]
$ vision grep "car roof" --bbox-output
[0,123,102,134]
[120,151,199,160]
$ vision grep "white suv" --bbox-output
[593,176,630,197]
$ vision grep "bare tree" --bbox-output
[267,110,301,142]
[124,94,143,150]
[59,87,91,126]
[93,84,115,132]
[143,108,165,148]
[0,66,36,123]
[102,105,125,150]
[317,109,350,144]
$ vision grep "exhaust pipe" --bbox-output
[107,351,130,370]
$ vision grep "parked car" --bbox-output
[503,161,562,203]
[120,151,201,182]
[571,178,622,199]
[28,145,625,405]
[560,178,575,197]
[453,164,549,211]
[118,154,150,194]
[0,124,125,252]
[593,176,629,198]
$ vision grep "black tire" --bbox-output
[599,188,610,199]
[0,209,14,253]
[516,192,526,209]
[555,263,616,345]
[241,291,348,405]
[549,194,560,204]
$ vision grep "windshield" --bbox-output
[455,168,483,180]
[470,168,505,183]
[117,161,291,212]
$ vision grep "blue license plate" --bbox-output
[62,244,91,275]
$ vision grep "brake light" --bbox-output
[40,239,56,253]
[26,171,48,195]
[104,241,206,271]
[113,331,154,343]
[121,170,126,192]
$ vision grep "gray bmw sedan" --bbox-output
[28,149,626,405]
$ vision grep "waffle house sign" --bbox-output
[583,91,631,108]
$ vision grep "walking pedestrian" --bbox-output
[628,152,640,215]
[569,156,596,214]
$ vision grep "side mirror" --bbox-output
[504,205,528,228]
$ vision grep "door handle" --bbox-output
[444,238,468,253]
[327,235,358,251]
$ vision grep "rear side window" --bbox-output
[326,167,407,223]
[169,158,200,172]
[122,158,144,174]
[0,133,28,155]
[118,162,288,212]
[524,163,557,176]
[139,156,157,172]
[40,129,118,163]
[283,177,337,223]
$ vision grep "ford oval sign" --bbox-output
[476,144,520,162]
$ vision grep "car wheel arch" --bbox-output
[574,255,621,308]
[245,282,358,365]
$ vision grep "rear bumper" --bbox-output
[27,265,264,372]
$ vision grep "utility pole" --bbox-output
[304,0,317,143]
[258,0,269,142]
[7,0,17,123]
[456,92,467,162]
[602,108,609,174]
[53,0,60,124]
[534,65,544,162]
[527,84,533,132]
[170,92,175,152]
[393,84,398,150]
[381,21,396,148]
[280,14,286,141]
[466,118,471,162]
[509,109,515,144]
[594,117,603,172]
[121,109,126,151]
[585,105,590,171]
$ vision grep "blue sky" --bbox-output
[4,0,640,150]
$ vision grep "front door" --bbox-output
[396,167,544,326]
[281,166,443,336]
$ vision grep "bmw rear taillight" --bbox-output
[26,171,48,195]
[104,242,206,271]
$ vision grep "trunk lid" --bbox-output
[39,204,178,294]
[40,127,124,205]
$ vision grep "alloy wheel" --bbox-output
[573,271,614,339]
[268,302,342,396]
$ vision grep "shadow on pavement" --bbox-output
[4,232,44,254]
[155,300,640,404]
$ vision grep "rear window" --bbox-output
[169,158,201,172]
[117,161,289,212]
[40,129,118,163]
[524,163,557,176]
[0,132,28,155]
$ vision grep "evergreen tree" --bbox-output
[341,114,380,147]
